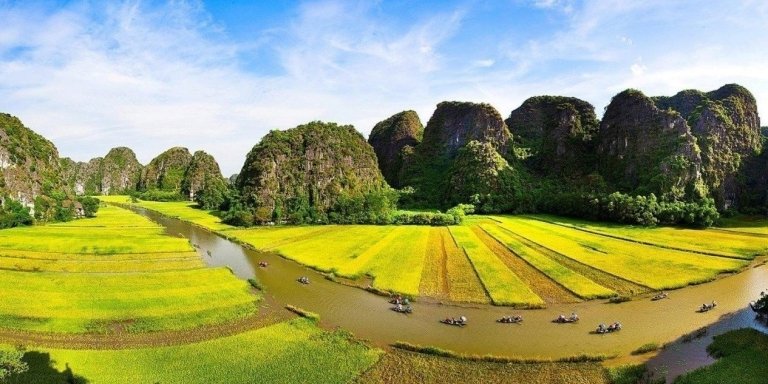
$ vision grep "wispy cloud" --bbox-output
[0,0,767,175]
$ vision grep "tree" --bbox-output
[0,347,28,381]
[77,196,100,218]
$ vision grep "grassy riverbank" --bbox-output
[674,328,768,384]
[4,319,380,384]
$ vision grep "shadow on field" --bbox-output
[7,351,89,384]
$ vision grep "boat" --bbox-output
[651,292,668,301]
[553,314,579,323]
[497,315,523,324]
[297,276,310,285]
[595,322,622,334]
[697,301,717,313]
[391,305,413,314]
[441,316,467,327]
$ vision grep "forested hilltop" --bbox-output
[0,83,766,228]
[367,84,766,227]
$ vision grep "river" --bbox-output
[134,207,767,376]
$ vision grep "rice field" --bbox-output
[479,223,616,299]
[449,226,544,306]
[3,319,381,384]
[0,205,191,255]
[530,214,767,258]
[0,205,259,335]
[98,196,234,231]
[110,200,765,305]
[491,216,749,290]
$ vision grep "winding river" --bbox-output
[135,207,767,367]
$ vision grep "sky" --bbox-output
[1,0,767,175]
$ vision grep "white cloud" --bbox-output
[1,0,767,176]
[630,63,646,76]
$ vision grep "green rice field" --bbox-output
[3,319,380,384]
[0,205,258,334]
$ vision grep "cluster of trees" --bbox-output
[0,194,99,229]
[0,198,33,228]
[534,190,719,227]
[34,193,100,223]
[218,186,475,227]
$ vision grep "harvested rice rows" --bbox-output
[480,224,616,299]
[471,225,579,303]
[449,226,544,307]
[490,225,648,296]
[419,227,450,299]
[441,228,490,303]
[493,216,747,290]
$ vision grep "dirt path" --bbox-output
[0,308,290,350]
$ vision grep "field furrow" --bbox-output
[442,228,489,303]
[480,223,616,299]
[489,224,648,296]
[449,226,544,307]
[471,225,579,303]
[527,215,765,259]
[493,216,747,290]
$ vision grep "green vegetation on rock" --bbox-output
[235,121,390,224]
[401,101,514,210]
[368,110,423,188]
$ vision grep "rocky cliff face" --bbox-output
[0,113,65,206]
[597,89,704,199]
[181,150,225,199]
[140,147,193,192]
[401,101,512,207]
[506,96,598,176]
[654,84,762,209]
[101,147,142,195]
[368,110,423,188]
[237,121,386,217]
[61,157,103,195]
[738,128,768,213]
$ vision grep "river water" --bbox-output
[135,207,767,369]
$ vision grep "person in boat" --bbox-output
[597,323,606,333]
[570,312,579,321]
[558,314,566,322]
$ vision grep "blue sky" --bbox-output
[1,0,767,175]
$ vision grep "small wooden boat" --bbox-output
[697,301,717,313]
[651,292,668,301]
[441,316,467,327]
[595,322,622,334]
[297,276,310,285]
[391,305,413,314]
[497,315,523,324]
[553,314,579,323]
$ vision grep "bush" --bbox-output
[0,198,33,228]
[136,189,184,202]
[77,196,100,217]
